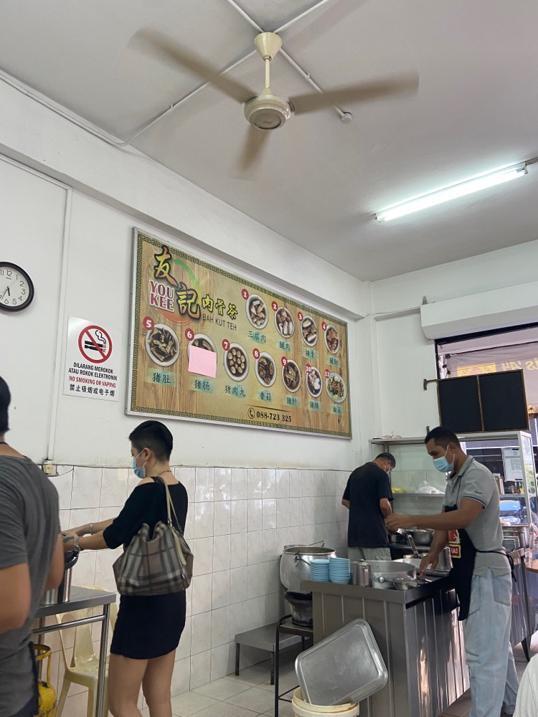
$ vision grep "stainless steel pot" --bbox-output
[280,545,336,594]
[409,529,433,546]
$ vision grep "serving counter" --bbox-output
[305,549,538,717]
[305,575,466,717]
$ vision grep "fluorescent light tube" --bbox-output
[376,164,528,222]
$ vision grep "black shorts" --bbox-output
[111,591,186,660]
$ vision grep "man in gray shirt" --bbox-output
[386,427,518,717]
[0,377,63,717]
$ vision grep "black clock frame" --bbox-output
[0,262,35,312]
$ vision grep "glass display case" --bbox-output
[371,431,538,526]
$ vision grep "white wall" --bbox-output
[371,239,538,437]
[53,191,366,468]
[0,157,67,458]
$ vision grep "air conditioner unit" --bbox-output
[420,280,538,340]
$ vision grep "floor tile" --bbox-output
[226,686,275,714]
[171,691,218,716]
[191,704,258,717]
[236,661,273,685]
[263,702,295,717]
[261,665,297,695]
[194,675,253,700]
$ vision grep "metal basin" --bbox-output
[410,529,433,546]
[366,560,417,590]
[394,557,422,571]
[280,545,336,593]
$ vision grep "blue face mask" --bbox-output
[433,448,454,474]
[132,451,146,479]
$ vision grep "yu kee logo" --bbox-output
[153,246,178,287]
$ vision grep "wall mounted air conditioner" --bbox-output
[420,280,538,340]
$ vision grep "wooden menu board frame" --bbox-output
[127,229,351,438]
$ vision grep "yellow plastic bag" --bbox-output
[34,644,56,717]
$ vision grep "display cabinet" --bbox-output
[371,431,538,526]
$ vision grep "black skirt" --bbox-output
[110,591,186,660]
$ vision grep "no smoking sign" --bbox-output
[64,317,120,401]
[77,325,112,364]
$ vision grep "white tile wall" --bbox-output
[44,463,349,716]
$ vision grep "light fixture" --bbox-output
[375,163,528,222]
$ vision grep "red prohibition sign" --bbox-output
[78,325,112,364]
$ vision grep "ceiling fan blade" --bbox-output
[237,126,271,174]
[130,29,256,104]
[289,74,419,115]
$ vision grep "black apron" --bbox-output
[445,503,477,620]
[445,459,511,621]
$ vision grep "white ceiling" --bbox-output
[1,0,538,280]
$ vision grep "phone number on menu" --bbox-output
[248,408,292,423]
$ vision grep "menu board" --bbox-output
[127,230,351,437]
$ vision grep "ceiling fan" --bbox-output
[131,29,419,171]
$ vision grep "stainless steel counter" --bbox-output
[34,586,116,717]
[305,576,467,717]
[306,550,538,717]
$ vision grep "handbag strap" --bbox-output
[151,476,183,532]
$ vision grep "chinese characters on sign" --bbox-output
[128,229,350,437]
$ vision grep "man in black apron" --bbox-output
[386,426,518,717]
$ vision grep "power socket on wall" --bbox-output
[42,460,58,477]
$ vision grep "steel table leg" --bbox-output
[274,621,281,717]
[96,604,110,717]
[235,643,240,676]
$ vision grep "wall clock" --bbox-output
[0,262,35,312]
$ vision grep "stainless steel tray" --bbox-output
[295,618,388,706]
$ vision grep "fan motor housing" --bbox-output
[244,93,292,130]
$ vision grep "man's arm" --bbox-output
[379,497,392,517]
[419,530,448,574]
[385,498,483,532]
[45,535,64,590]
[0,563,31,633]
[342,476,352,509]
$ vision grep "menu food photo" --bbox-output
[128,230,351,437]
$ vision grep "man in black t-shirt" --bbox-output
[342,452,395,561]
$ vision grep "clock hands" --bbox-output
[0,286,10,302]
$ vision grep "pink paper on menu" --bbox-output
[188,345,217,378]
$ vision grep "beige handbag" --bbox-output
[113,478,194,596]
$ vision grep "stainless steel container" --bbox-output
[366,560,417,590]
[436,546,453,572]
[409,529,433,546]
[280,545,336,594]
[353,560,372,588]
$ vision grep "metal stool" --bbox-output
[234,623,303,685]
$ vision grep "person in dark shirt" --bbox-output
[342,452,395,561]
[63,420,188,717]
